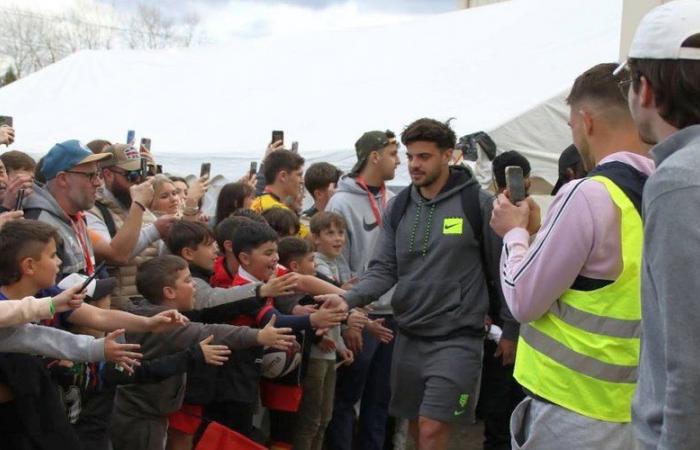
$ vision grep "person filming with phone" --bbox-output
[489,63,653,449]
[0,117,15,146]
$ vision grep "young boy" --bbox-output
[165,220,344,445]
[0,220,188,338]
[291,212,354,450]
[111,255,295,450]
[302,162,342,218]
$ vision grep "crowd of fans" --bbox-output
[0,2,697,450]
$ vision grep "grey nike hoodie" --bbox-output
[326,175,395,315]
[344,166,516,338]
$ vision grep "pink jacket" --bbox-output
[500,152,655,323]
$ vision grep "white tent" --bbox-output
[0,0,622,185]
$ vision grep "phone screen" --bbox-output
[272,130,284,145]
[250,161,258,175]
[291,141,299,153]
[200,163,211,179]
[0,116,13,127]
[505,166,526,204]
[141,138,151,150]
[126,130,135,145]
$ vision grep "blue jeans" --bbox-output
[325,315,396,450]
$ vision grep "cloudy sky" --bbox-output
[0,0,458,43]
[117,0,458,41]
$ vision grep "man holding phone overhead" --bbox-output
[490,63,653,448]
[86,144,175,310]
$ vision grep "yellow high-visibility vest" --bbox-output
[514,175,642,423]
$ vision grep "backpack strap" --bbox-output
[388,185,413,232]
[461,183,483,244]
[461,184,501,312]
[95,201,117,238]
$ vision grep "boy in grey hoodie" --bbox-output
[318,119,514,450]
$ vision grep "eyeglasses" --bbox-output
[109,167,144,183]
[617,71,640,101]
[63,170,100,183]
[618,78,633,100]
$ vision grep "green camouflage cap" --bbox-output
[351,130,396,174]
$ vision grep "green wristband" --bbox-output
[49,298,55,316]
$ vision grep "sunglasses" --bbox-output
[109,167,144,183]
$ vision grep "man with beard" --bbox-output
[23,140,112,278]
[86,144,175,310]
[490,63,652,449]
[317,118,510,450]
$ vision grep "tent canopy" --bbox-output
[0,0,622,184]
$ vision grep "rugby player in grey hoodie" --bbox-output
[325,130,400,450]
[318,118,515,450]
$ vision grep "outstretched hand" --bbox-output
[199,335,231,366]
[257,315,296,350]
[260,272,299,298]
[52,284,86,313]
[103,329,142,374]
[148,309,190,333]
[314,294,349,313]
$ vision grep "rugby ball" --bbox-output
[261,346,301,379]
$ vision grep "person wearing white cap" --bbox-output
[617,1,700,449]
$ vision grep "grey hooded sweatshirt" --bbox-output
[23,182,95,277]
[344,166,517,339]
[326,175,395,315]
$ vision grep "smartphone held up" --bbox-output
[200,162,211,179]
[505,166,527,204]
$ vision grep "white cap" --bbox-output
[615,0,700,75]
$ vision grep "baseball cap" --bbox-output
[100,143,141,171]
[41,140,111,180]
[58,273,118,302]
[351,130,397,175]
[615,0,700,75]
[551,144,582,195]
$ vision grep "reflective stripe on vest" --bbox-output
[513,175,642,423]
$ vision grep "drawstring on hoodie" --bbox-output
[408,200,437,256]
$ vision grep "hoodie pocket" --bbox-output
[392,280,467,337]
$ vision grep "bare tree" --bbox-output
[0,1,202,82]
